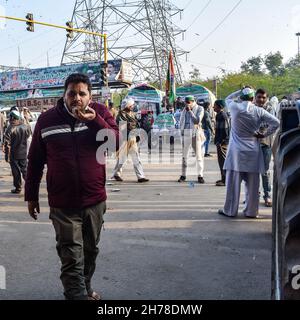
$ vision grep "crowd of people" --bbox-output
[0,72,284,299]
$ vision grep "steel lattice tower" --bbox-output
[61,0,187,88]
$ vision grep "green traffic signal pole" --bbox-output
[0,15,109,106]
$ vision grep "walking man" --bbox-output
[25,73,120,300]
[218,87,279,218]
[112,98,149,183]
[213,100,230,186]
[255,88,276,207]
[3,110,31,193]
[178,95,206,183]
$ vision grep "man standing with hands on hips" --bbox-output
[25,73,119,300]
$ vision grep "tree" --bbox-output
[265,51,284,76]
[189,65,201,81]
[240,56,264,74]
[285,55,300,70]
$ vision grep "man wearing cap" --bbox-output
[213,99,230,186]
[218,87,279,218]
[178,95,205,183]
[112,98,149,183]
[3,110,31,193]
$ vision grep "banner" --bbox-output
[0,60,132,92]
[127,84,163,103]
[16,97,60,111]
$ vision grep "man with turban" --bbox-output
[218,87,279,218]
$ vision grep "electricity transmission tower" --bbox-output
[61,0,187,88]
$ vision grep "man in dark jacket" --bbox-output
[25,73,120,300]
[213,100,230,186]
[201,101,214,157]
[3,110,31,193]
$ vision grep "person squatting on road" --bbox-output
[218,87,279,218]
[111,98,149,183]
[25,73,120,300]
[178,95,206,184]
[3,109,31,194]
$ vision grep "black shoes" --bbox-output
[178,176,205,183]
[178,176,186,182]
[113,175,123,182]
[198,176,205,184]
[218,209,234,218]
[138,178,149,183]
[11,188,21,194]
[215,180,225,186]
[204,153,212,157]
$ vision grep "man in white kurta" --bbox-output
[178,95,206,183]
[219,88,280,218]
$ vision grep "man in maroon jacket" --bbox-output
[25,73,119,300]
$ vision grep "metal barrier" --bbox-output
[272,100,300,300]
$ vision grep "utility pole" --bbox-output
[17,46,22,68]
[47,51,50,67]
[212,78,218,98]
[296,33,300,60]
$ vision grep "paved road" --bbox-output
[0,147,273,300]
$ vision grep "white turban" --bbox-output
[121,98,135,110]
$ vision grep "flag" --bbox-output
[165,50,176,105]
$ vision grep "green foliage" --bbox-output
[265,51,284,76]
[197,67,300,99]
[189,65,201,81]
[241,56,264,74]
[194,52,300,99]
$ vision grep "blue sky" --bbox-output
[0,0,300,79]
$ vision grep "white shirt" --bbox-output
[224,100,280,173]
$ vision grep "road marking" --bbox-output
[0,218,272,228]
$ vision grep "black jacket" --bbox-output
[201,110,213,132]
[4,123,31,159]
[214,111,230,145]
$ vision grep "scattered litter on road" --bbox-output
[188,182,195,188]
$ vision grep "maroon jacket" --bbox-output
[25,98,120,208]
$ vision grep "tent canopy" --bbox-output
[176,83,216,105]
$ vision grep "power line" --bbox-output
[186,0,213,31]
[187,60,229,74]
[190,0,243,52]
